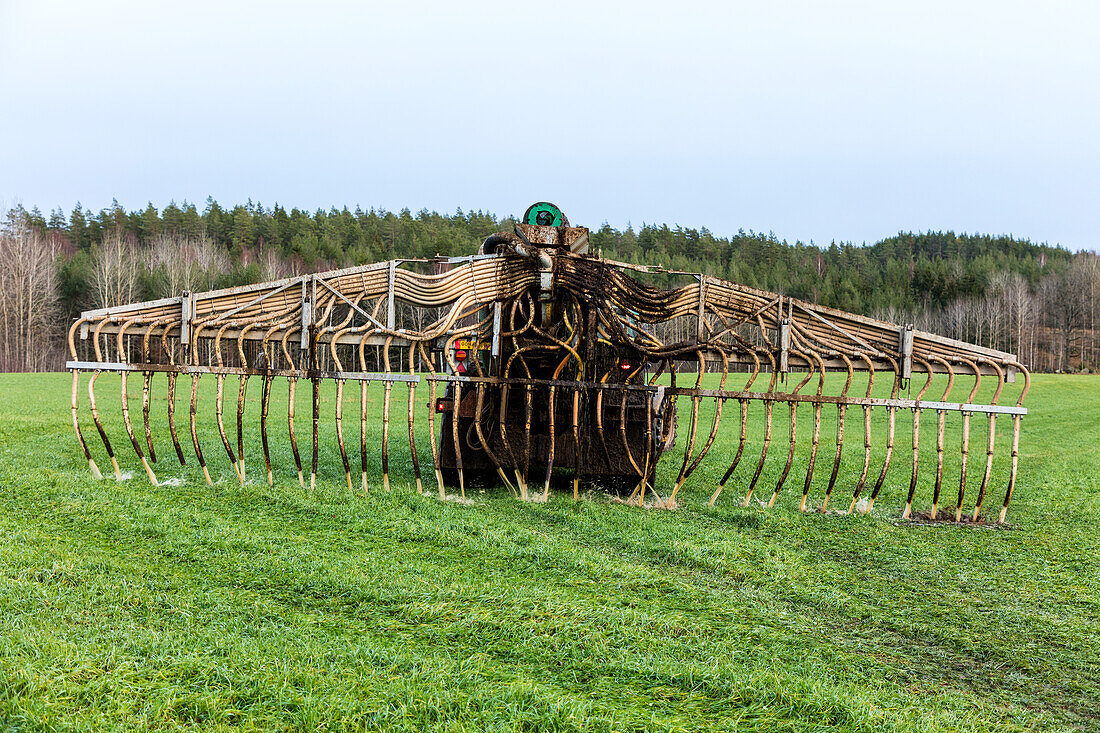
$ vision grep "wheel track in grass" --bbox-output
[516,502,1100,727]
[2,482,1088,731]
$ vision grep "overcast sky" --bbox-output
[1,1,1097,250]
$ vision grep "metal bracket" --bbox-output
[779,319,791,373]
[696,275,706,341]
[300,280,312,351]
[491,302,502,358]
[180,291,193,346]
[386,260,396,330]
[899,324,913,381]
[652,385,666,411]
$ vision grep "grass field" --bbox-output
[0,371,1098,731]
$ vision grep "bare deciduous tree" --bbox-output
[258,247,292,281]
[0,210,61,371]
[1001,273,1035,367]
[90,229,138,309]
[145,231,229,298]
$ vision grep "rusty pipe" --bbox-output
[955,359,982,521]
[189,373,213,485]
[821,353,854,511]
[971,360,1004,521]
[902,358,934,519]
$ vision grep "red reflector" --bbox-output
[619,361,633,371]
[455,349,467,360]
[436,400,447,413]
[457,362,467,374]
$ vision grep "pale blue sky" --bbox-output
[1,1,1097,250]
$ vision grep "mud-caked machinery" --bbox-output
[66,202,1029,521]
[435,202,676,495]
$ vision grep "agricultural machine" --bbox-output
[67,202,1029,521]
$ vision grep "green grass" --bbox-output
[0,371,1098,731]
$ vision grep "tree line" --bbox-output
[1,199,1097,372]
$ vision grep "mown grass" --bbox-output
[0,371,1097,731]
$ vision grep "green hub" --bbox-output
[523,202,567,227]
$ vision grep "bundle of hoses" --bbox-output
[66,251,1029,522]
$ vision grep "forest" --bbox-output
[1,198,1097,373]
